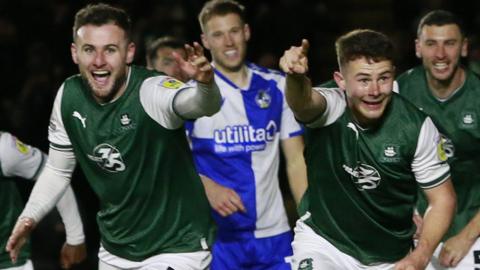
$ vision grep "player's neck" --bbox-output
[427,67,465,99]
[217,64,249,89]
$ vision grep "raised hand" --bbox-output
[279,39,310,75]
[200,175,246,217]
[173,42,214,84]
[60,242,87,269]
[6,217,35,264]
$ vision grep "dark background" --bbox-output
[3,0,480,269]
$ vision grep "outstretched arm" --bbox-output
[172,42,221,119]
[279,39,326,122]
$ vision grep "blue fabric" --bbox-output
[211,231,293,270]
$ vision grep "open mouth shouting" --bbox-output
[362,99,385,110]
[91,70,111,87]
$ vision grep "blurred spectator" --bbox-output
[145,36,189,82]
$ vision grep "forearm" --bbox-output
[282,136,308,205]
[21,148,76,223]
[416,186,456,258]
[173,81,222,119]
[286,153,307,205]
[21,165,71,223]
[285,75,325,122]
[56,186,85,245]
[459,210,480,241]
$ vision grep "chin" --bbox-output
[435,75,454,82]
[431,69,454,81]
[363,108,385,121]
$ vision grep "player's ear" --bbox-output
[415,39,421,58]
[71,43,79,64]
[461,37,468,58]
[201,33,210,50]
[244,23,251,42]
[126,42,136,64]
[333,71,346,91]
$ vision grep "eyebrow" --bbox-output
[81,43,120,49]
[424,37,459,42]
[354,70,392,78]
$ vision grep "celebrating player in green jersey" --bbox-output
[281,30,456,269]
[0,132,86,270]
[6,3,221,270]
[396,10,480,269]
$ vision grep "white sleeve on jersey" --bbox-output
[56,185,85,245]
[49,84,72,148]
[21,148,76,223]
[392,81,400,93]
[173,81,221,120]
[307,87,346,128]
[140,76,187,130]
[412,117,450,188]
[0,132,45,179]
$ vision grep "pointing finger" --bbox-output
[301,39,310,55]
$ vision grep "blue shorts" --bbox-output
[211,231,293,270]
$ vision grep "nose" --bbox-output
[93,52,106,67]
[435,45,446,59]
[224,34,234,46]
[369,81,380,96]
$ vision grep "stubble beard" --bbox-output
[82,70,128,103]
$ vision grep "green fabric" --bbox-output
[300,93,443,264]
[0,176,30,268]
[59,65,215,261]
[397,66,480,239]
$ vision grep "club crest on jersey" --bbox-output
[255,89,271,109]
[343,163,381,190]
[87,143,126,172]
[160,78,183,90]
[14,138,29,154]
[380,144,400,163]
[120,113,131,126]
[460,111,476,129]
[298,258,313,270]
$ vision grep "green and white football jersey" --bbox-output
[299,88,450,264]
[48,66,215,261]
[397,66,480,239]
[0,132,45,268]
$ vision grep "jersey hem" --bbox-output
[304,219,410,264]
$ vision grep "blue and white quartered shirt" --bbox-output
[186,63,303,240]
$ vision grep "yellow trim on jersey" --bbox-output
[15,139,30,154]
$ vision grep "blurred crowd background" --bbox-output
[1,0,480,269]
